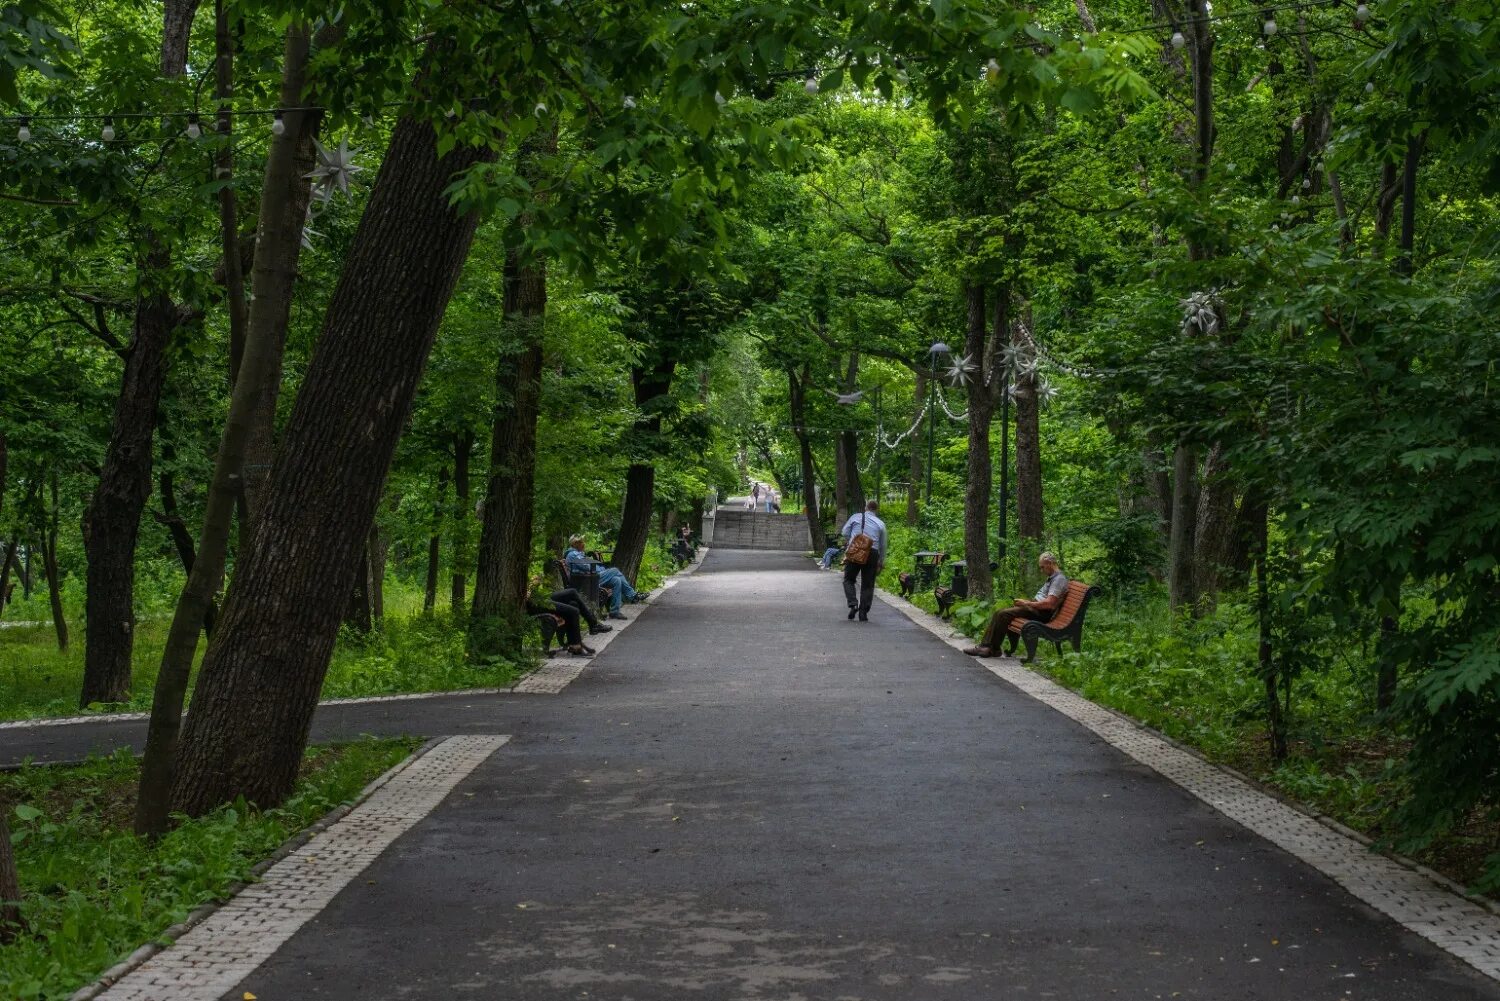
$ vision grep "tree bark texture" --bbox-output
[614,360,675,583]
[470,249,547,656]
[1192,444,1239,608]
[215,0,248,387]
[1168,444,1199,612]
[79,0,201,707]
[961,284,996,599]
[1012,320,1044,542]
[0,446,20,941]
[133,21,329,836]
[240,25,327,530]
[168,110,494,816]
[833,438,849,527]
[369,523,387,622]
[450,429,473,610]
[788,365,821,548]
[0,535,16,619]
[344,543,372,634]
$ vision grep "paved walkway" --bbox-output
[13,550,1500,999]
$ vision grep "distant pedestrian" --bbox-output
[840,499,888,622]
[750,483,761,510]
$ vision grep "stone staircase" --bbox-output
[709,509,814,551]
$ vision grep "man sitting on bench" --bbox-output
[963,552,1068,658]
[564,534,649,620]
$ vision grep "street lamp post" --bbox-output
[872,385,883,503]
[925,341,950,504]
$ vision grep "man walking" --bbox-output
[840,499,887,622]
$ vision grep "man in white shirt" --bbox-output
[840,499,888,622]
[963,552,1069,657]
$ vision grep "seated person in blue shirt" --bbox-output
[564,534,650,620]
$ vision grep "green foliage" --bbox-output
[0,739,417,1000]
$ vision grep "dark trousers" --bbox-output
[981,606,1051,651]
[547,602,583,646]
[843,558,878,615]
[550,588,598,629]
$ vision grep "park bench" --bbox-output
[1007,580,1099,663]
[549,558,610,618]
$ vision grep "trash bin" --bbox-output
[949,559,969,599]
[915,551,947,588]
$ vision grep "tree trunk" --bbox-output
[907,373,924,527]
[132,20,331,836]
[833,437,850,527]
[1192,445,1239,609]
[424,466,447,614]
[154,461,216,634]
[451,430,473,610]
[788,365,822,548]
[1251,500,1286,760]
[80,0,201,708]
[344,538,373,635]
[44,473,67,653]
[614,360,676,583]
[240,24,329,531]
[0,535,16,619]
[961,284,996,599]
[470,247,547,658]
[1012,322,1044,542]
[0,443,21,941]
[168,104,494,817]
[1168,444,1199,613]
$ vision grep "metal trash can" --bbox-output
[915,551,947,588]
[949,559,969,599]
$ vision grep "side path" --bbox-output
[197,551,1496,998]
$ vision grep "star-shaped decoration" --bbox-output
[944,353,978,387]
[1179,290,1221,336]
[1038,379,1059,406]
[306,137,362,202]
[835,390,864,406]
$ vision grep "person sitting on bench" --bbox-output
[538,573,613,637]
[963,552,1069,657]
[820,538,843,569]
[564,535,649,620]
[526,586,593,657]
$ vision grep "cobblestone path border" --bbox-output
[84,734,510,1001]
[876,587,1500,984]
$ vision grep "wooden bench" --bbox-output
[549,558,610,618]
[1007,580,1099,663]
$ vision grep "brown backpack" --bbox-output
[844,514,874,566]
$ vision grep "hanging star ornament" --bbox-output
[1179,290,1221,336]
[835,390,865,406]
[944,353,978,387]
[1038,378,1059,407]
[306,137,362,202]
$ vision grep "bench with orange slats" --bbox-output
[1006,580,1099,662]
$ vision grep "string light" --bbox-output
[715,91,727,106]
[100,116,114,141]
[1263,17,1279,36]
[1171,30,1186,49]
[1355,3,1370,23]
[16,118,30,142]
[1365,81,1375,93]
[184,114,201,139]
[271,110,285,136]
[984,57,1001,81]
[623,95,636,109]
[803,71,819,94]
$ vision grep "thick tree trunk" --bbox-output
[424,467,447,614]
[471,249,547,657]
[240,25,327,530]
[788,366,821,549]
[1168,444,1199,613]
[215,0,248,387]
[451,430,473,610]
[0,535,16,619]
[1012,323,1044,542]
[80,0,201,708]
[133,21,331,836]
[154,462,216,634]
[614,360,675,583]
[1251,500,1286,760]
[344,544,372,633]
[169,106,494,817]
[962,284,996,599]
[1192,445,1239,608]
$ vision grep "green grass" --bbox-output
[0,737,419,1001]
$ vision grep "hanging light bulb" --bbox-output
[1263,17,1278,36]
[715,91,727,106]
[271,110,286,136]
[100,116,115,141]
[1355,3,1370,23]
[984,57,1001,82]
[1365,81,1375,94]
[185,114,201,139]
[804,71,819,94]
[1171,31,1186,49]
[1302,176,1312,190]
[622,95,636,109]
[17,118,31,142]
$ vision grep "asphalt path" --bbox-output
[6,550,1496,999]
